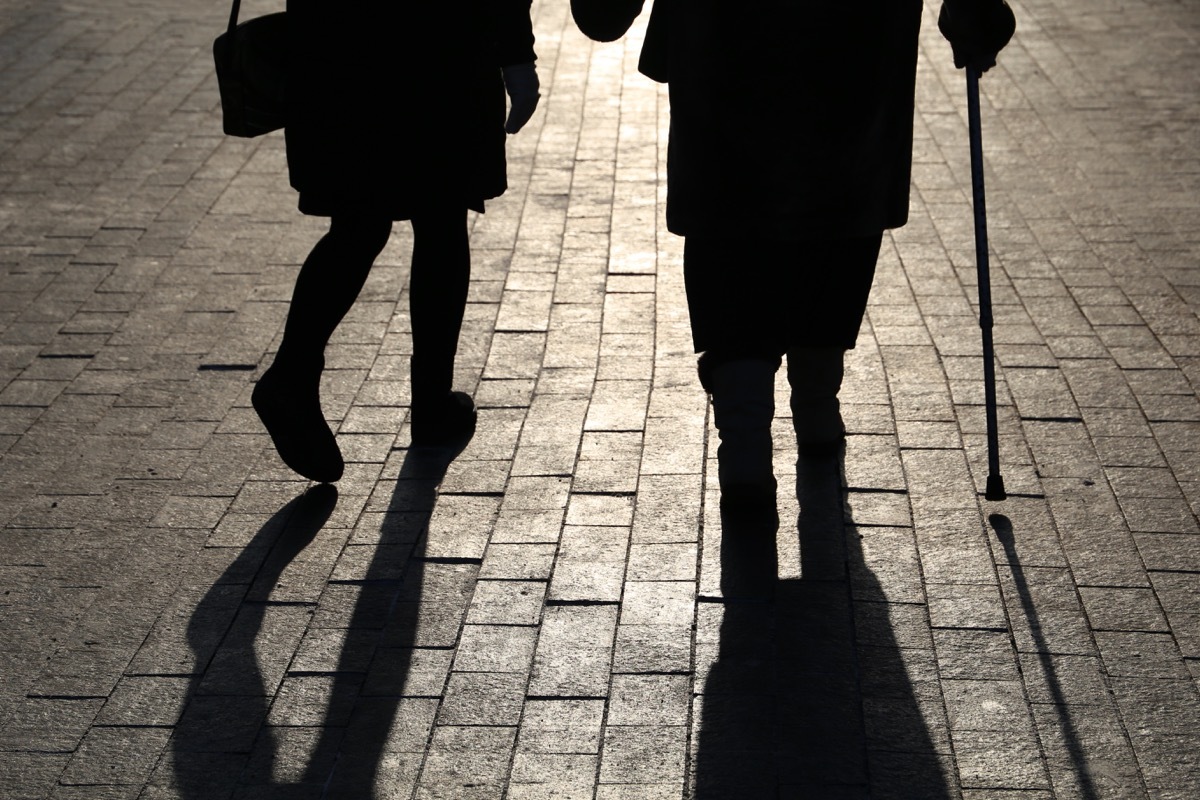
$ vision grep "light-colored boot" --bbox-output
[699,354,780,510]
[787,346,846,456]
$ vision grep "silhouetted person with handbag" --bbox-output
[572,0,1015,512]
[252,2,539,482]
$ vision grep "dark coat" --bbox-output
[579,0,923,239]
[285,1,535,219]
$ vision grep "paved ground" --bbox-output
[1,0,1199,797]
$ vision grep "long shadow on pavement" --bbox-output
[174,483,339,798]
[173,442,464,798]
[991,513,1100,800]
[313,445,465,797]
[692,453,955,798]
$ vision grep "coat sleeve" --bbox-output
[482,0,537,66]
[637,0,669,82]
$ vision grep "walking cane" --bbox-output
[966,66,1006,501]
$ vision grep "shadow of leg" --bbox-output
[693,449,957,797]
[316,444,466,798]
[173,484,338,798]
[691,510,779,798]
[827,451,956,799]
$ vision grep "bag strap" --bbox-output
[227,0,241,36]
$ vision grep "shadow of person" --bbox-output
[692,452,954,798]
[690,503,780,799]
[172,432,468,797]
[310,443,465,798]
[173,483,339,797]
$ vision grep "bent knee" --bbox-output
[328,216,392,258]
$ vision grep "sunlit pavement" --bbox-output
[1,1,1199,797]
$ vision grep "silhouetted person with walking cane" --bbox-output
[573,0,1015,512]
[252,2,540,483]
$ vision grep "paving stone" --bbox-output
[94,676,189,727]
[59,725,172,786]
[517,698,605,755]
[422,494,501,561]
[529,605,618,698]
[933,629,1021,681]
[607,674,690,726]
[466,580,545,626]
[0,751,72,799]
[598,725,687,785]
[452,621,535,673]
[360,647,454,698]
[927,582,1009,630]
[0,697,103,754]
[943,679,1033,733]
[380,601,469,649]
[418,725,515,794]
[853,600,935,652]
[619,581,695,628]
[478,542,557,581]
[1133,532,1200,573]
[594,785,685,800]
[1094,632,1190,680]
[437,671,527,726]
[1028,701,1145,800]
[564,492,634,527]
[1079,587,1170,633]
[611,624,693,675]
[630,474,702,544]
[625,542,697,583]
[850,526,925,604]
[548,525,628,602]
[952,728,1052,790]
[509,751,598,786]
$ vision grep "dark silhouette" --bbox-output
[572,0,1015,511]
[175,444,465,797]
[307,445,465,797]
[174,484,338,797]
[692,454,955,798]
[253,2,540,482]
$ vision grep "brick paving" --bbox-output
[1,0,1198,797]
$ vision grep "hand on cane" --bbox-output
[938,0,1016,73]
[503,62,540,134]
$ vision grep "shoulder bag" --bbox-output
[213,0,287,137]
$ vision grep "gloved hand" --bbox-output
[571,0,645,42]
[502,62,540,134]
[938,0,1016,73]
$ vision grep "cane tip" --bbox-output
[985,474,1007,502]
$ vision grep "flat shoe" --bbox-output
[411,391,477,447]
[252,365,344,483]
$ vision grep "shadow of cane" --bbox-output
[691,453,955,798]
[991,513,1101,800]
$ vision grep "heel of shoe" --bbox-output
[411,391,477,447]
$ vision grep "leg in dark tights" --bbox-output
[254,215,392,483]
[409,209,470,407]
[408,208,477,445]
[276,215,393,366]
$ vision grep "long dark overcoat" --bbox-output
[580,0,923,239]
[285,1,535,219]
